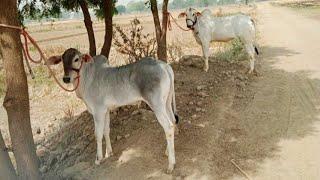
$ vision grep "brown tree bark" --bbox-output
[150,0,169,61]
[0,0,41,179]
[100,0,113,59]
[79,0,96,56]
[0,131,17,180]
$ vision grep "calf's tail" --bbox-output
[254,46,259,55]
[166,65,179,124]
[250,18,259,56]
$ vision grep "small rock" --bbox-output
[237,82,246,88]
[131,110,140,116]
[198,92,209,97]
[230,137,237,143]
[191,114,197,119]
[196,124,205,128]
[196,101,203,106]
[60,152,68,161]
[195,108,202,112]
[236,75,245,81]
[36,147,46,157]
[48,155,57,167]
[189,101,194,105]
[196,85,206,91]
[235,94,245,98]
[39,165,48,173]
[124,134,130,139]
[201,109,206,113]
[48,123,54,128]
[116,135,122,141]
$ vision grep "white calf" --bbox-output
[48,48,179,173]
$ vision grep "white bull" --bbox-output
[48,48,179,173]
[179,8,259,73]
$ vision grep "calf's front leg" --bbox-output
[104,110,113,158]
[93,109,106,165]
[201,42,210,72]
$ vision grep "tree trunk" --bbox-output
[150,0,169,61]
[100,0,113,59]
[79,0,96,56]
[159,0,169,61]
[150,0,162,45]
[0,0,41,179]
[0,131,17,180]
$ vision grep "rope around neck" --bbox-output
[166,12,192,32]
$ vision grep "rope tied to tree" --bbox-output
[166,12,192,32]
[0,23,81,92]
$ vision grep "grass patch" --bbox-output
[214,38,248,62]
[30,66,55,87]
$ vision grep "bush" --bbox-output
[113,18,157,64]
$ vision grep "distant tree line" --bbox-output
[116,0,254,14]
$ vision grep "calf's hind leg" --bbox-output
[245,43,256,74]
[149,100,176,173]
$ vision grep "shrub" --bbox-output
[113,18,157,64]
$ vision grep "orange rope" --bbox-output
[166,12,191,32]
[0,23,80,92]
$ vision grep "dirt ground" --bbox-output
[1,1,320,180]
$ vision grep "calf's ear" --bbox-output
[82,54,93,63]
[46,55,62,65]
[178,12,187,18]
[196,12,202,16]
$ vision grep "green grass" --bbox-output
[214,38,249,62]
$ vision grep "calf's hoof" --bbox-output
[174,126,180,135]
[95,155,103,165]
[166,164,175,174]
[203,66,209,72]
[253,69,260,76]
[95,159,101,165]
[105,151,113,158]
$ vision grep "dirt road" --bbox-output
[231,2,320,180]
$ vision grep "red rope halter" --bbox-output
[166,12,192,32]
